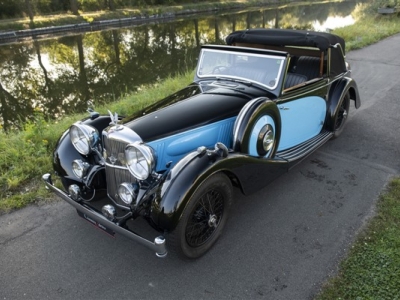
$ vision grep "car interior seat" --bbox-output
[294,56,322,80]
[284,73,307,89]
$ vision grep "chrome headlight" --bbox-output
[70,123,99,155]
[125,142,156,180]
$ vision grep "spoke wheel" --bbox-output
[185,188,224,247]
[332,93,350,139]
[168,173,232,259]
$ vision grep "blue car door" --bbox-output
[277,94,327,151]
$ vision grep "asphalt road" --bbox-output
[1,34,400,300]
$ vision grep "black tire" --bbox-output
[332,93,350,139]
[168,173,233,259]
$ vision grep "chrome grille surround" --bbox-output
[102,125,142,207]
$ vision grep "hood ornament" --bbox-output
[108,110,123,130]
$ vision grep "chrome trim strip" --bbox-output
[42,173,167,258]
[233,97,266,147]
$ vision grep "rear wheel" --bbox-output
[332,93,350,139]
[168,173,232,259]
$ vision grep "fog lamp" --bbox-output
[118,182,138,205]
[102,205,116,221]
[72,160,90,178]
[68,184,81,201]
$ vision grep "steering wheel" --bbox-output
[212,66,228,74]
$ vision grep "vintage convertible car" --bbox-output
[43,28,360,259]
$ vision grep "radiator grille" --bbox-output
[105,165,136,207]
[103,134,126,167]
[103,134,137,207]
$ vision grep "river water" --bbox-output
[0,1,365,130]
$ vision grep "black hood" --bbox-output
[123,84,253,142]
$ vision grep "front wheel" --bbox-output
[332,93,350,139]
[168,173,233,259]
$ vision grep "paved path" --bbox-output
[1,34,399,300]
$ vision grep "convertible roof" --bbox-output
[226,28,346,53]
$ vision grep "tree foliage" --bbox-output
[0,0,215,18]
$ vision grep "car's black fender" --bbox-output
[326,77,360,131]
[53,115,112,189]
[150,147,288,232]
[233,97,281,157]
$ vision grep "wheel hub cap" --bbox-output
[208,214,218,228]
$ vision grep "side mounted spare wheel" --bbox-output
[233,98,281,158]
[168,173,233,259]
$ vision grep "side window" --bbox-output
[294,56,322,80]
[284,54,324,90]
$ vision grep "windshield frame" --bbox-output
[195,45,288,91]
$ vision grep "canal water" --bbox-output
[0,1,365,130]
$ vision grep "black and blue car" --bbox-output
[43,28,361,259]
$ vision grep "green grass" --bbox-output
[334,15,400,51]
[0,71,194,213]
[317,178,400,299]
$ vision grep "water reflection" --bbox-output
[0,1,365,131]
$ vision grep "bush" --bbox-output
[78,0,104,11]
[0,0,24,18]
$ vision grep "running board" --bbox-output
[276,130,333,162]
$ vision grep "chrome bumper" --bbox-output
[42,173,167,258]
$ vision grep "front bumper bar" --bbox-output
[42,173,167,258]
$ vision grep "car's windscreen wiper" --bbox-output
[214,76,253,87]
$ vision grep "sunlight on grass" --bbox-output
[334,15,400,51]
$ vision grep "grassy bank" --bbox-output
[316,178,400,299]
[0,71,194,213]
[334,15,400,51]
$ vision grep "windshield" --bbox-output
[197,48,285,89]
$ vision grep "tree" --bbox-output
[107,0,115,11]
[25,0,34,24]
[70,0,79,15]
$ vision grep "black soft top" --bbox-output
[226,28,346,54]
